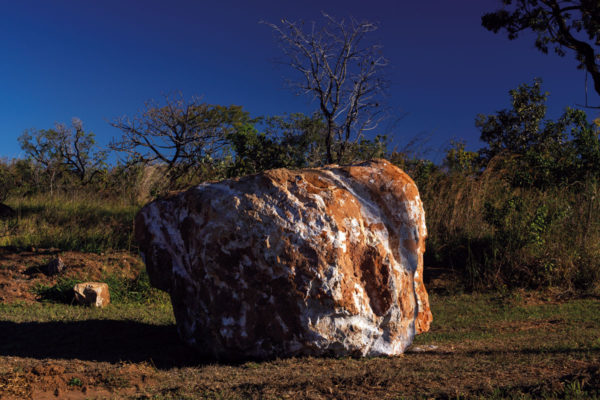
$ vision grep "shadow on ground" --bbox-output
[0,320,209,369]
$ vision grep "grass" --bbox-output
[0,291,598,399]
[417,168,600,291]
[0,168,597,397]
[67,377,82,387]
[0,191,140,252]
[415,292,600,348]
[0,300,174,324]
[32,269,169,305]
[0,165,599,293]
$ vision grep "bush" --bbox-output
[415,162,600,291]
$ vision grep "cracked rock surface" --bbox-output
[135,159,432,359]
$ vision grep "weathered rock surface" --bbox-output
[73,282,110,307]
[42,257,65,276]
[136,159,432,359]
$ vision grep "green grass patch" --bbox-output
[414,292,600,352]
[101,269,167,304]
[32,270,168,305]
[0,291,598,399]
[33,277,84,303]
[0,300,174,324]
[67,377,83,387]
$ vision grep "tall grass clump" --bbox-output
[417,163,600,291]
[409,80,600,291]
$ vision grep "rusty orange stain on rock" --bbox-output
[136,159,432,359]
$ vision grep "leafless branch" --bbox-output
[263,12,389,164]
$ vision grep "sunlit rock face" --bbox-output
[135,159,432,360]
[73,282,110,308]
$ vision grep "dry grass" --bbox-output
[419,167,600,291]
[0,191,140,253]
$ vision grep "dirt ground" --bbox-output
[0,249,599,399]
[0,247,143,303]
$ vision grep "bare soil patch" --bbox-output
[0,247,143,303]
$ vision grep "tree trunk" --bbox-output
[325,119,334,164]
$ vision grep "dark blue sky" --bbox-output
[1,0,597,162]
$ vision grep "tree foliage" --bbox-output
[226,123,292,177]
[443,140,480,174]
[18,119,106,192]
[477,79,600,187]
[110,95,251,183]
[265,13,389,164]
[226,112,388,177]
[482,0,600,96]
[476,79,558,161]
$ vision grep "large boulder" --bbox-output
[135,159,432,359]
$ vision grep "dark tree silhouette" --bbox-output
[482,0,600,97]
[110,95,249,181]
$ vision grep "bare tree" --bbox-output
[18,119,106,192]
[110,94,249,182]
[18,128,62,194]
[264,13,389,164]
[55,118,107,184]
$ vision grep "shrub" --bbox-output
[415,163,600,291]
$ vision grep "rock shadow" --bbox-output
[0,320,213,369]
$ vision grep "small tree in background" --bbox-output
[443,140,480,175]
[476,79,600,188]
[18,128,62,194]
[226,122,289,177]
[227,113,327,176]
[110,94,251,185]
[265,13,389,164]
[263,113,328,167]
[226,112,389,177]
[476,79,557,162]
[56,118,107,184]
[18,119,106,193]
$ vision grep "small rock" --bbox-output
[73,282,110,307]
[42,257,65,276]
[407,344,439,353]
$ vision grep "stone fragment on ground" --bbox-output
[73,282,110,307]
[406,344,439,353]
[136,159,432,359]
[42,256,65,276]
